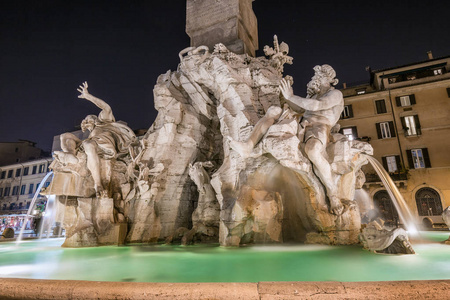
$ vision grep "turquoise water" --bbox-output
[0,231,449,283]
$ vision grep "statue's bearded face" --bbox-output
[81,118,95,132]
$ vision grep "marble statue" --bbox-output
[360,220,415,254]
[443,206,450,244]
[53,82,136,197]
[48,38,376,248]
[229,64,344,215]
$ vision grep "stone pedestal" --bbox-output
[186,0,258,56]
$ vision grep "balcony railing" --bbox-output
[365,172,408,183]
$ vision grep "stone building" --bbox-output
[0,157,53,232]
[338,53,450,227]
[0,140,45,166]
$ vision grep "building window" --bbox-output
[415,188,442,216]
[39,164,45,173]
[20,185,26,195]
[9,203,15,210]
[0,188,3,197]
[447,88,450,98]
[376,121,396,139]
[26,202,31,209]
[382,155,401,173]
[4,187,10,196]
[0,171,5,179]
[433,69,443,76]
[2,204,6,210]
[388,76,398,84]
[12,186,19,196]
[15,169,21,177]
[23,167,29,176]
[340,126,358,141]
[407,148,431,169]
[401,115,421,136]
[341,105,353,119]
[373,190,399,224]
[395,94,416,107]
[375,100,387,114]
[32,166,37,174]
[7,170,13,178]
[19,202,23,209]
[356,88,366,95]
[28,184,34,194]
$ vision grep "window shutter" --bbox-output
[400,117,406,130]
[414,115,421,135]
[395,96,401,106]
[422,148,431,168]
[382,156,388,170]
[348,105,354,118]
[395,155,402,171]
[375,123,382,139]
[388,121,396,137]
[406,150,414,169]
[352,126,358,138]
[409,94,416,105]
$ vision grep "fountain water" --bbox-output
[16,172,54,244]
[363,155,418,235]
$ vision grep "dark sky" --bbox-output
[1,0,449,151]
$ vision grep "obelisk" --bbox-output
[186,0,258,57]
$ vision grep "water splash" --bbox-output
[16,172,54,245]
[363,155,418,235]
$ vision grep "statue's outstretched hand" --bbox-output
[77,81,90,99]
[279,78,294,100]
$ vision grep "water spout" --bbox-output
[16,172,54,245]
[363,155,418,235]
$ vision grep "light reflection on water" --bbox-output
[0,233,449,283]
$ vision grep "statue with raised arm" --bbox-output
[229,65,344,215]
[54,82,136,197]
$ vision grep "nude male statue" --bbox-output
[54,82,136,197]
[229,65,344,215]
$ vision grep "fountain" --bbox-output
[1,1,449,298]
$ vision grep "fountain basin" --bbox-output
[1,232,450,283]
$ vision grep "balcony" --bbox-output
[364,172,408,188]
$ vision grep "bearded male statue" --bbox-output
[229,65,345,215]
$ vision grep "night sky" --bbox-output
[1,0,449,151]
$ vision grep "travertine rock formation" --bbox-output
[48,39,374,248]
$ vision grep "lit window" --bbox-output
[341,127,358,141]
[341,105,353,119]
[385,156,398,173]
[380,122,391,139]
[400,96,411,106]
[411,149,425,169]
[404,116,417,135]
[433,69,443,75]
[407,74,416,80]
[356,88,366,95]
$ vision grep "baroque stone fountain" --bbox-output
[43,36,412,253]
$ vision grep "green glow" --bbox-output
[0,231,449,283]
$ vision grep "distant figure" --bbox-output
[54,82,136,197]
[229,65,344,214]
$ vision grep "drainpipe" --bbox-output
[388,89,406,170]
[17,163,25,212]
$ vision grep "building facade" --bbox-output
[0,157,53,232]
[339,53,450,227]
[0,140,46,167]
